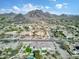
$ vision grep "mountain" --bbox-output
[0,12,15,17]
[0,9,79,24]
[26,9,56,18]
[26,10,44,17]
[13,14,26,23]
[25,9,55,22]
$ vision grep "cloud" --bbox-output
[0,3,65,15]
[49,0,56,2]
[13,6,21,14]
[0,9,12,14]
[63,3,68,5]
[0,3,51,14]
[21,3,45,14]
[0,6,21,14]
[56,3,68,9]
[13,6,20,11]
[22,3,39,11]
[56,4,63,9]
[45,6,50,9]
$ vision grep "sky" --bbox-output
[0,0,79,15]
